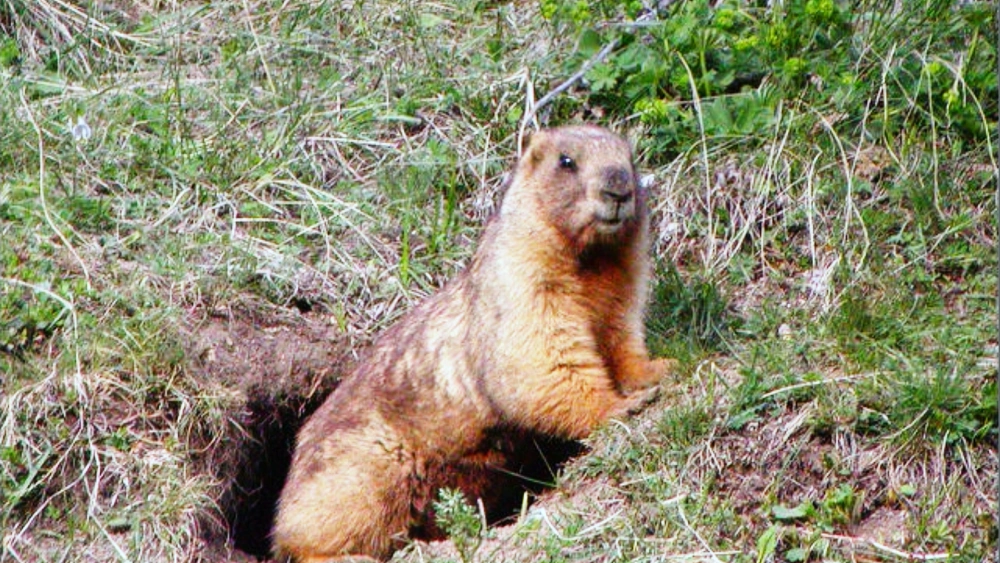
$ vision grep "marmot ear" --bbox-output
[519,130,533,156]
[520,129,547,164]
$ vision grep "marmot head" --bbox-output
[507,125,645,253]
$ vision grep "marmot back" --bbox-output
[273,125,672,562]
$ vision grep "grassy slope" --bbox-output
[0,1,996,562]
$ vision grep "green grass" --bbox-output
[1,0,996,562]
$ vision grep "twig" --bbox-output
[675,51,716,270]
[477,497,488,533]
[675,494,726,563]
[759,372,879,400]
[821,532,952,561]
[810,105,871,269]
[537,506,623,542]
[517,39,619,154]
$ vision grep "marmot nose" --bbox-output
[601,167,634,204]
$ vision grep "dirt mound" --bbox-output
[190,305,348,392]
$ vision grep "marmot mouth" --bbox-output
[593,216,626,234]
[597,201,633,225]
[596,208,630,226]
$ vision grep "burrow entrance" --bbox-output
[188,309,346,560]
[191,310,586,560]
[221,394,585,559]
[221,389,326,558]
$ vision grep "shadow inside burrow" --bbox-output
[220,388,328,559]
[218,388,585,560]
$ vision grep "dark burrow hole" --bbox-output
[220,389,586,560]
[219,389,327,559]
[290,298,313,314]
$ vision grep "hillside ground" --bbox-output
[0,1,996,562]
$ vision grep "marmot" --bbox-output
[273,125,672,562]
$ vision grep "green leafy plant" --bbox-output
[543,0,994,158]
[433,488,485,563]
[769,484,864,559]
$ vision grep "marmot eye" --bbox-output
[558,154,576,171]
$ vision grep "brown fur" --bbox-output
[273,125,673,562]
